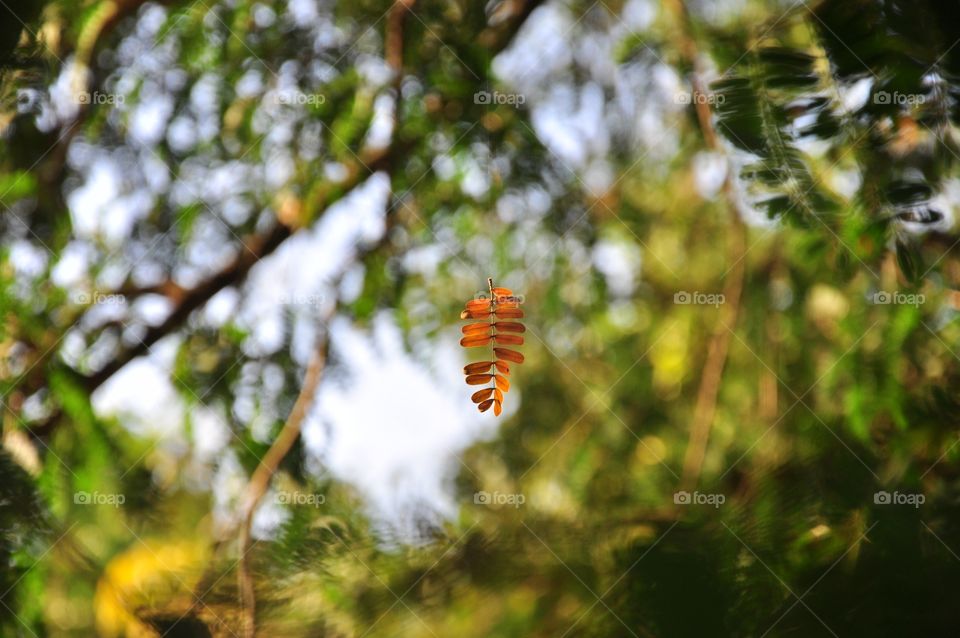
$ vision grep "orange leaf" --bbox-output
[465,361,495,375]
[494,348,524,364]
[462,323,492,335]
[460,335,492,347]
[472,388,494,403]
[494,322,525,333]
[461,309,492,320]
[465,298,492,311]
[461,281,523,415]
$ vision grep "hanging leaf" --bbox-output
[494,322,525,333]
[462,323,492,335]
[493,347,524,364]
[460,335,492,347]
[464,361,495,375]
[471,388,495,403]
[459,279,525,416]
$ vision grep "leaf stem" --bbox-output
[669,0,748,491]
[489,278,497,398]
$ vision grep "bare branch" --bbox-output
[666,0,749,490]
[237,338,327,638]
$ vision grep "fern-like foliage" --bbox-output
[705,0,960,282]
[814,0,960,130]
[713,46,841,225]
[811,0,959,233]
[459,279,525,416]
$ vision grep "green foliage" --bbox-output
[0,451,47,631]
[2,0,960,636]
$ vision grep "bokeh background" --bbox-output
[3,0,960,635]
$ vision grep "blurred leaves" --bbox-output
[1,0,960,636]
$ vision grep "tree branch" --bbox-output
[82,223,289,392]
[666,0,749,490]
[386,0,416,77]
[20,148,394,441]
[79,152,396,394]
[235,0,426,632]
[238,336,327,638]
[24,0,542,448]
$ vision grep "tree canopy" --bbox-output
[2,0,960,636]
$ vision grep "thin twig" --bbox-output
[666,0,749,490]
[386,0,417,77]
[236,4,418,633]
[238,337,328,638]
[681,222,745,489]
